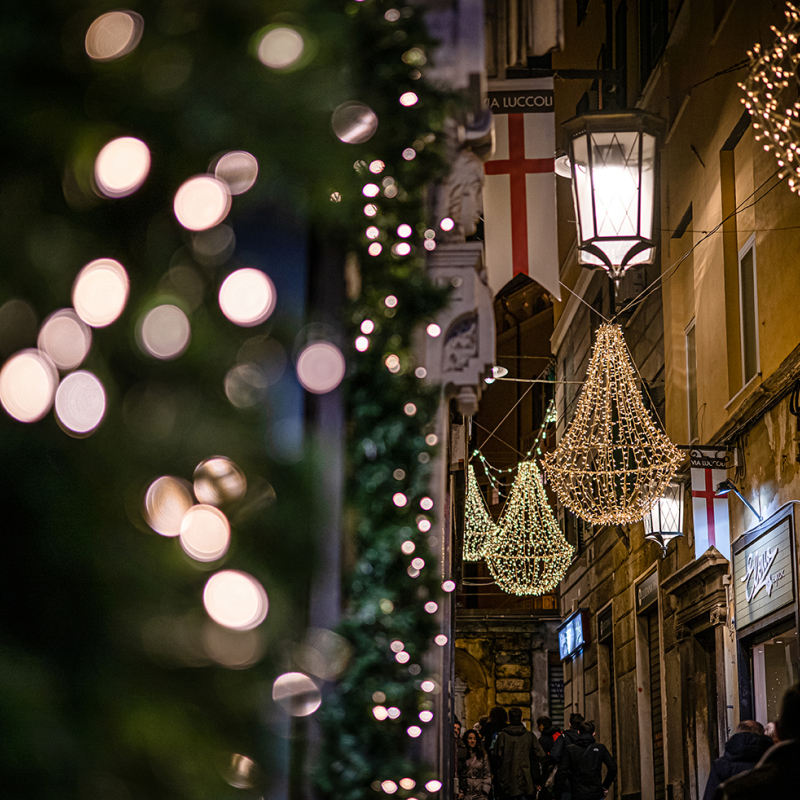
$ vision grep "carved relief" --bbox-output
[444,313,479,371]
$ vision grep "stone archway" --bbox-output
[455,647,490,730]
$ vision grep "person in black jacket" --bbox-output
[715,683,800,800]
[701,720,773,800]
[550,713,584,800]
[561,721,617,800]
[537,715,563,759]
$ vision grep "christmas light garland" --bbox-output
[484,461,574,596]
[739,2,800,191]
[464,464,498,560]
[544,323,682,526]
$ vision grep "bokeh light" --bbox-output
[396,651,410,663]
[392,492,407,507]
[381,781,398,794]
[272,672,322,717]
[257,26,305,69]
[373,705,389,721]
[219,268,276,327]
[355,336,369,352]
[440,217,455,232]
[360,319,375,334]
[213,151,259,195]
[420,496,434,510]
[434,634,448,646]
[393,243,411,256]
[397,224,413,238]
[293,627,352,680]
[174,176,232,231]
[387,707,401,719]
[426,781,443,793]
[222,753,265,789]
[85,11,144,61]
[54,370,106,435]
[180,504,231,562]
[399,92,419,107]
[95,137,151,198]
[0,349,58,423]
[203,570,268,630]
[296,342,346,394]
[425,433,438,445]
[193,456,247,506]
[363,184,380,197]
[225,364,268,408]
[385,295,398,308]
[332,102,379,144]
[369,160,385,173]
[407,725,422,737]
[37,309,91,371]
[363,203,378,217]
[400,778,416,790]
[385,354,401,373]
[72,258,129,328]
[203,623,265,669]
[442,580,456,592]
[144,476,193,537]
[368,243,382,256]
[426,323,441,337]
[138,305,191,360]
[401,540,415,554]
[402,148,417,160]
[366,226,380,239]
[425,601,438,613]
[419,711,433,723]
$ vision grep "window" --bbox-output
[685,320,698,442]
[738,237,759,384]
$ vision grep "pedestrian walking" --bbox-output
[459,729,493,800]
[701,720,773,800]
[561,721,617,800]
[714,683,800,799]
[537,715,563,758]
[550,712,584,800]
[494,706,547,800]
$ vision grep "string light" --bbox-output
[739,3,800,190]
[484,461,573,596]
[543,324,682,526]
[463,464,497,561]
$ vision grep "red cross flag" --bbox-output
[690,449,730,560]
[483,79,560,300]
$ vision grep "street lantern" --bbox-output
[562,110,665,281]
[643,480,684,558]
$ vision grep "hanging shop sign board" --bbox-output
[732,504,796,632]
[635,569,659,614]
[558,609,589,660]
[690,448,731,561]
[597,605,614,643]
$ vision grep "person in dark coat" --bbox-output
[550,712,584,800]
[701,720,773,800]
[714,683,800,800]
[561,721,617,800]
[494,706,547,800]
[537,715,563,759]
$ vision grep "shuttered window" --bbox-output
[648,610,665,800]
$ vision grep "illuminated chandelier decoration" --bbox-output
[484,461,573,596]
[544,323,682,526]
[464,464,498,561]
[739,2,800,192]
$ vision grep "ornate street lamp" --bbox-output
[562,110,665,282]
[643,480,684,558]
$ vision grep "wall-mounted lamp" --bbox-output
[484,365,508,384]
[715,479,763,521]
[643,480,684,558]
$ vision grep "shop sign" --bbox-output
[558,609,588,660]
[635,569,659,614]
[598,605,613,643]
[733,514,795,630]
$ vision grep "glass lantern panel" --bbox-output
[639,133,657,239]
[571,133,595,241]
[589,130,641,241]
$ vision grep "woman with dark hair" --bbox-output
[458,729,492,800]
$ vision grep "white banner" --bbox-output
[690,449,730,561]
[484,79,560,300]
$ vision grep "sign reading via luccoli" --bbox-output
[485,88,554,114]
[733,514,795,630]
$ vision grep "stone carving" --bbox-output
[443,313,479,371]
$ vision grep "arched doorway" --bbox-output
[455,647,491,730]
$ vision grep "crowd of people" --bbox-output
[453,707,616,800]
[452,683,800,800]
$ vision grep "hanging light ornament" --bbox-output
[464,464,497,560]
[484,461,573,596]
[544,323,682,526]
[739,2,800,192]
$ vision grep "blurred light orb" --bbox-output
[73,258,129,328]
[390,640,404,652]
[402,148,416,161]
[387,707,401,719]
[332,101,379,144]
[421,680,436,692]
[442,580,456,593]
[411,557,425,570]
[296,342,346,394]
[407,725,422,738]
[385,8,401,22]
[174,176,231,231]
[440,217,455,232]
[272,672,322,717]
[85,11,144,61]
[425,433,439,446]
[219,268,276,327]
[420,496,434,510]
[373,705,389,721]
[384,185,398,198]
[355,336,369,352]
[204,624,265,669]
[225,363,268,408]
[393,243,411,257]
[203,570,268,630]
[144,476,193,536]
[0,349,58,423]
[424,228,436,239]
[194,456,247,506]
[38,309,92,371]
[360,319,375,334]
[426,781,443,793]
[434,634,448,646]
[426,323,441,337]
[385,354,401,373]
[213,151,259,195]
[401,540,415,554]
[222,753,264,789]
[392,492,407,507]
[403,403,416,416]
[419,711,434,723]
[363,184,380,197]
[399,92,419,107]
[397,224,413,238]
[415,367,427,379]
[363,204,378,217]
[180,504,231,562]
[425,601,438,613]
[407,566,420,578]
[368,243,382,257]
[396,651,410,664]
[365,226,380,240]
[330,191,341,202]
[95,137,150,198]
[381,781,398,795]
[424,239,437,251]
[393,468,405,480]
[55,370,106,435]
[417,518,431,532]
[138,305,191,360]
[384,295,398,308]
[369,160,385,174]
[257,26,305,69]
